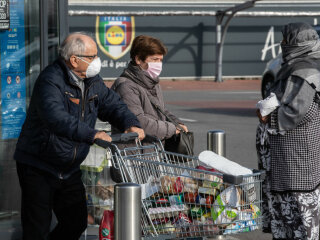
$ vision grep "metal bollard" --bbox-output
[207,130,226,157]
[206,131,227,237]
[114,183,141,240]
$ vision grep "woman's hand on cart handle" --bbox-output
[124,126,145,140]
[111,132,139,142]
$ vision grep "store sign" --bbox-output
[0,0,9,30]
[96,16,135,60]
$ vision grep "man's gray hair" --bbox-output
[59,32,94,60]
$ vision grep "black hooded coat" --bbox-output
[268,22,320,191]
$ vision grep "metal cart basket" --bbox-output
[100,136,265,240]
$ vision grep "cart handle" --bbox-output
[94,132,139,149]
[94,133,161,149]
[112,132,139,142]
[143,134,159,143]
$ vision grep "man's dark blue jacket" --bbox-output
[14,58,140,179]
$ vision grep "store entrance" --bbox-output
[0,0,68,239]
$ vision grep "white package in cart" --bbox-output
[198,151,252,176]
[198,150,256,203]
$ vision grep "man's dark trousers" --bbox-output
[16,162,87,240]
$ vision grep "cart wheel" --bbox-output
[110,166,123,183]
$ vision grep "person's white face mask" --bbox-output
[78,57,101,78]
[146,62,162,79]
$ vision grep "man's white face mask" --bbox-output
[77,57,102,78]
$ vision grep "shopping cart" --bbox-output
[81,132,140,226]
[92,134,265,240]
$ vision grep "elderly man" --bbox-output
[14,32,144,240]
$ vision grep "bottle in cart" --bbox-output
[99,210,114,240]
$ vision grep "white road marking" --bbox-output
[179,118,198,122]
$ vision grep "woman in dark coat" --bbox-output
[256,22,320,240]
[112,35,188,143]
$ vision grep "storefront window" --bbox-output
[0,0,41,237]
[25,0,41,99]
[0,0,66,237]
[48,0,59,65]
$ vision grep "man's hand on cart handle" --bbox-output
[124,126,145,140]
[94,131,112,142]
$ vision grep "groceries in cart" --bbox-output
[142,167,261,237]
[84,133,264,239]
[124,149,262,238]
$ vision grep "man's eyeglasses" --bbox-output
[76,55,97,60]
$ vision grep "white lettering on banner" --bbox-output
[261,26,282,61]
[0,1,7,8]
[115,61,127,69]
[102,16,128,22]
[0,12,6,20]
[101,60,108,67]
[101,60,129,69]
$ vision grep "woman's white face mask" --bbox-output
[77,57,102,78]
[146,62,162,79]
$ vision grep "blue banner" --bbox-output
[0,0,26,139]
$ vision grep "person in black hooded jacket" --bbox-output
[14,32,144,240]
[256,22,320,240]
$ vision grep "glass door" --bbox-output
[0,2,40,234]
[0,0,68,238]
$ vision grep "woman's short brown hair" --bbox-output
[130,35,167,62]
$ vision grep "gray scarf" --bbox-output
[272,22,320,131]
[282,40,320,63]
[120,61,159,96]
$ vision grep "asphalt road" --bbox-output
[162,82,261,169]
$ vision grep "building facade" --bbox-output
[69,0,320,79]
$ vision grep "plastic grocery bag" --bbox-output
[211,186,240,224]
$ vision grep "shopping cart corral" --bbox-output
[87,133,265,239]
